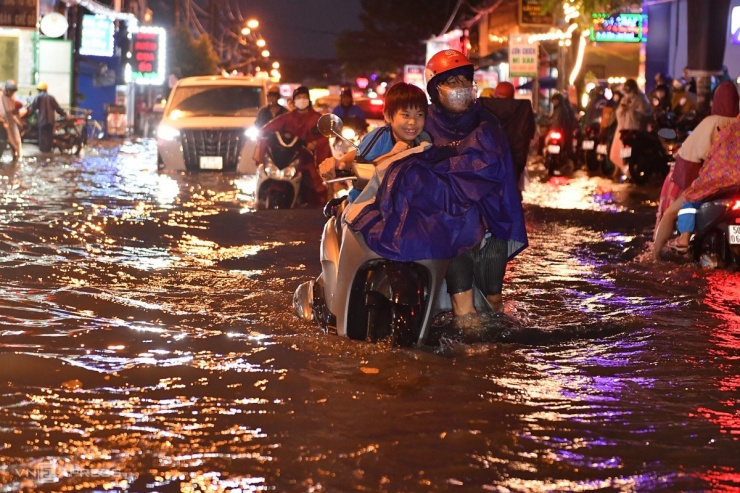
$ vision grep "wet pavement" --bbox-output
[0,141,738,492]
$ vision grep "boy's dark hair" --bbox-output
[383,82,428,119]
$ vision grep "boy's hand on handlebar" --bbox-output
[319,157,339,180]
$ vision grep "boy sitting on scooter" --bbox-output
[319,82,431,201]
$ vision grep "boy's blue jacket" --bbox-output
[347,121,528,261]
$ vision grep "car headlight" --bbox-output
[157,125,181,141]
[245,126,260,141]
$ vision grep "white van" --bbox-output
[156,75,268,174]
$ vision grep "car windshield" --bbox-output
[167,85,263,117]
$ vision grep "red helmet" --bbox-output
[425,50,474,102]
[425,50,473,85]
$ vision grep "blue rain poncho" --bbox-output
[345,121,528,261]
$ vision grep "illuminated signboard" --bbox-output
[130,27,166,85]
[590,13,648,43]
[732,7,740,45]
[519,0,555,27]
[0,0,37,29]
[80,15,114,57]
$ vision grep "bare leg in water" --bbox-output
[653,192,686,260]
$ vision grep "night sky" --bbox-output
[150,0,363,60]
[242,0,363,60]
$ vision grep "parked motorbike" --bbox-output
[53,115,87,155]
[255,130,309,209]
[689,187,740,269]
[21,110,88,156]
[293,114,488,347]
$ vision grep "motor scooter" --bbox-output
[255,130,308,209]
[688,187,740,270]
[293,114,489,347]
[581,120,601,173]
[543,128,573,176]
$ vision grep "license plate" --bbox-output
[620,147,632,158]
[547,144,561,154]
[596,144,607,155]
[200,156,223,170]
[582,140,595,150]
[729,225,740,244]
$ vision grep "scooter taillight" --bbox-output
[549,131,562,140]
[731,200,740,211]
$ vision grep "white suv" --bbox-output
[157,75,268,174]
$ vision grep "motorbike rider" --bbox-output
[653,118,740,260]
[319,82,431,201]
[423,49,527,318]
[649,72,672,114]
[0,80,23,160]
[27,82,69,153]
[609,78,651,179]
[255,85,288,128]
[544,92,577,165]
[256,86,330,206]
[478,80,536,188]
[671,78,696,122]
[582,85,608,129]
[653,81,740,256]
[321,82,430,173]
[332,87,367,135]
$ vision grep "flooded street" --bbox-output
[0,142,738,492]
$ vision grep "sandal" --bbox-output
[666,238,688,253]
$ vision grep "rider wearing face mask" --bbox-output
[256,86,330,205]
[423,49,527,320]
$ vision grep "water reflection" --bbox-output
[0,145,738,491]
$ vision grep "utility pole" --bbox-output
[209,0,217,38]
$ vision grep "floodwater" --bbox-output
[0,143,738,492]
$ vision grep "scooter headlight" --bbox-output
[264,163,282,178]
[245,126,260,141]
[341,127,357,141]
[282,166,297,179]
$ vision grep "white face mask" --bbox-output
[294,98,310,110]
[437,84,476,113]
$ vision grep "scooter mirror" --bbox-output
[317,113,360,151]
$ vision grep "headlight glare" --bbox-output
[157,125,181,141]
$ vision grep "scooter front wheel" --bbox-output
[390,304,421,347]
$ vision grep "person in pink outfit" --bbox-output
[654,80,740,238]
[654,117,740,260]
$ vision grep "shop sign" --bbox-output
[508,37,538,77]
[130,27,166,85]
[519,0,555,27]
[0,0,37,29]
[590,13,648,43]
[80,15,115,57]
[403,65,425,90]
